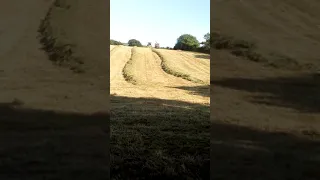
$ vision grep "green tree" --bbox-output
[128,39,142,47]
[174,34,200,51]
[110,39,123,45]
[201,32,211,51]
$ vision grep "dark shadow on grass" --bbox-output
[110,95,210,179]
[211,73,320,113]
[0,102,109,180]
[211,121,320,180]
[194,54,210,59]
[171,85,210,98]
[110,94,319,179]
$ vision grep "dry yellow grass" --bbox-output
[154,49,210,84]
[110,45,116,51]
[110,45,210,179]
[124,47,195,86]
[176,51,210,71]
[110,45,131,85]
[0,1,110,179]
[110,46,209,105]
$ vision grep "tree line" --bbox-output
[110,32,211,54]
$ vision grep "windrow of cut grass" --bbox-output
[211,31,317,71]
[152,48,207,84]
[38,0,85,73]
[122,47,193,86]
[122,47,137,85]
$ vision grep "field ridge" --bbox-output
[122,47,137,85]
[38,0,84,73]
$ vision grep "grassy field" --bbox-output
[2,0,320,179]
[211,1,320,179]
[0,0,109,179]
[110,45,210,179]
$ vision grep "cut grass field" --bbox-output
[3,0,320,179]
[0,103,109,179]
[110,45,210,179]
[153,48,210,84]
[0,0,109,179]
[212,0,320,71]
[211,1,320,179]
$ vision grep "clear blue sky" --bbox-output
[110,0,210,48]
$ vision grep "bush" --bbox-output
[195,46,210,54]
[110,39,123,45]
[128,39,142,47]
[174,34,200,51]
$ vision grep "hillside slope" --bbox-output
[110,45,210,178]
[211,1,320,179]
[0,0,109,179]
[110,46,209,104]
[212,0,320,70]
